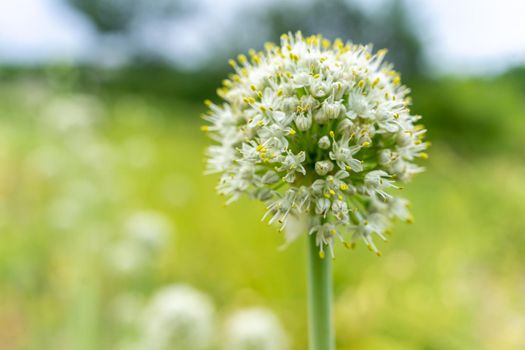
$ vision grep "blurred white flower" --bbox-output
[203,32,428,256]
[47,179,100,229]
[109,241,151,275]
[124,210,172,251]
[111,293,143,330]
[109,210,172,274]
[41,94,104,133]
[223,307,289,350]
[139,284,215,350]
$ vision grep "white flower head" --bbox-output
[204,32,428,257]
[223,307,289,350]
[140,285,215,350]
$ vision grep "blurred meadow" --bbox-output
[1,0,525,349]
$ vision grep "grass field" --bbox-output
[1,77,525,350]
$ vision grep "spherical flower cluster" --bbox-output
[203,32,428,257]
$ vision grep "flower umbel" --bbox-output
[203,32,428,257]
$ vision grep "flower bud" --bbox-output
[255,188,274,201]
[280,97,298,114]
[293,72,311,88]
[315,160,334,176]
[295,113,312,131]
[379,149,393,166]
[310,80,330,98]
[315,197,331,215]
[396,132,412,147]
[318,136,331,150]
[336,119,354,136]
[314,101,342,123]
[331,200,349,222]
[262,170,280,184]
[391,158,406,174]
[331,82,346,99]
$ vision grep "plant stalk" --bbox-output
[307,233,335,350]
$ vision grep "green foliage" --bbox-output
[411,75,525,155]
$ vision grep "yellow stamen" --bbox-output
[264,42,275,51]
[377,48,388,56]
[216,88,226,97]
[333,39,344,49]
[393,76,401,86]
[237,54,247,64]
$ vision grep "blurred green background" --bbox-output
[1,0,525,349]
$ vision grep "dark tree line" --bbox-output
[64,0,424,77]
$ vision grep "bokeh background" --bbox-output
[1,0,525,349]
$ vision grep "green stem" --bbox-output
[307,233,335,350]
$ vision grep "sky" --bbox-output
[0,0,524,75]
